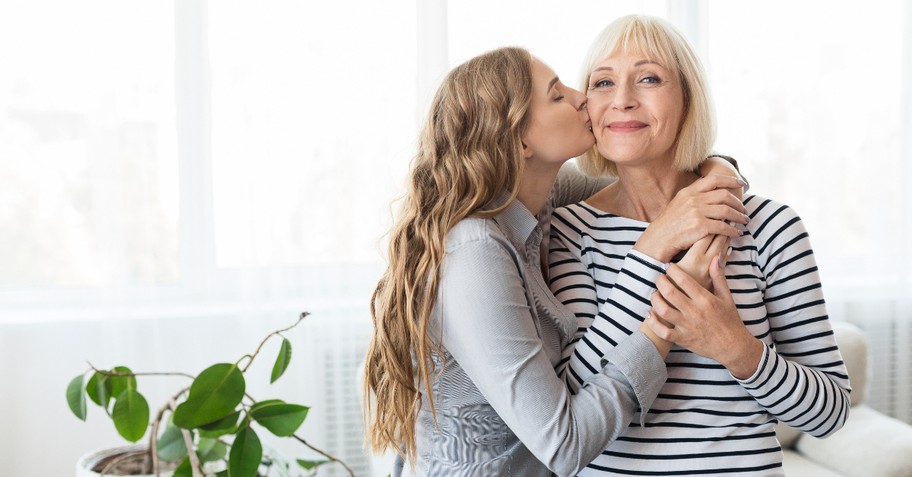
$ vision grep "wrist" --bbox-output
[638,323,671,359]
[723,335,764,380]
[634,230,675,263]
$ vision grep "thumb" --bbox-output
[711,255,731,298]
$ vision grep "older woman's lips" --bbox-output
[607,121,647,133]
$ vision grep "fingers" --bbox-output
[691,174,749,194]
[705,220,742,239]
[706,203,749,225]
[710,256,732,298]
[645,311,676,343]
[651,282,678,319]
[664,264,709,306]
[688,234,714,255]
[706,234,730,261]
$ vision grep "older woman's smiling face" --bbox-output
[586,53,684,168]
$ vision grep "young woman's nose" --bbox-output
[570,88,588,111]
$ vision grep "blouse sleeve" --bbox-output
[437,236,666,476]
[734,197,851,437]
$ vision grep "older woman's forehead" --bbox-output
[597,43,676,69]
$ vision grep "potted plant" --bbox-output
[66,312,355,477]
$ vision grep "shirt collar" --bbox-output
[490,191,547,252]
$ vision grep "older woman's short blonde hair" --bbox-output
[577,15,716,177]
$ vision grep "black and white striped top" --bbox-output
[549,194,851,476]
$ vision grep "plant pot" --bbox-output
[76,444,290,477]
[76,444,179,477]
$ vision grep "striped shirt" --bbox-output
[549,194,851,476]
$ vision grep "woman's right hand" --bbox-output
[634,175,748,263]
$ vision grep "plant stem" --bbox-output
[145,391,188,476]
[291,434,356,477]
[181,428,204,477]
[239,312,309,372]
[87,363,196,380]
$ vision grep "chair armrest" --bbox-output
[795,405,912,477]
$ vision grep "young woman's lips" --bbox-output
[607,121,647,133]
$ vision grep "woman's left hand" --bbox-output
[646,259,764,380]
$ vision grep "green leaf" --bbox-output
[66,375,87,421]
[270,338,292,383]
[86,372,112,410]
[173,363,245,430]
[109,366,136,396]
[250,400,309,437]
[198,410,241,438]
[197,437,228,462]
[297,459,328,471]
[228,426,262,477]
[156,423,188,461]
[172,457,193,477]
[112,389,150,442]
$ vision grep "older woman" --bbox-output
[549,15,851,476]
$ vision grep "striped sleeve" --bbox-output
[736,196,851,438]
[549,207,665,405]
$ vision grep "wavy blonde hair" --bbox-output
[363,47,534,460]
[578,14,716,177]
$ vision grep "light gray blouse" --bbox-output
[397,164,668,477]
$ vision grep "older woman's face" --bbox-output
[586,52,684,167]
[521,59,594,166]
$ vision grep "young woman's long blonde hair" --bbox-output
[363,47,534,460]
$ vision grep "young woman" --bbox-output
[363,46,746,477]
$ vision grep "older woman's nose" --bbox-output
[611,83,637,111]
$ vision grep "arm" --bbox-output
[744,200,850,437]
[648,201,851,437]
[439,237,666,476]
[549,209,671,396]
[554,154,746,208]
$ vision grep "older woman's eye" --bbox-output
[591,79,614,89]
[640,75,661,84]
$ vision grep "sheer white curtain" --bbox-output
[1,1,911,476]
[1,1,414,475]
[703,0,912,422]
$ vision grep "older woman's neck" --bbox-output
[615,165,697,222]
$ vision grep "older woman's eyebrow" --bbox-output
[592,59,662,74]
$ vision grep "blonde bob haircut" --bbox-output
[577,15,716,177]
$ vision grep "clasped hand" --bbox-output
[646,261,764,380]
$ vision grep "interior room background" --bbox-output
[1,0,909,476]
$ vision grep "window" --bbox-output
[2,3,911,476]
[0,1,178,291]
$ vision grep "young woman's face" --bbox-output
[586,52,685,167]
[521,59,595,166]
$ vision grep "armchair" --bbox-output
[777,321,912,476]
